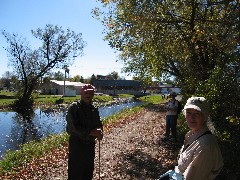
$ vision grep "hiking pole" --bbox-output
[98,140,101,180]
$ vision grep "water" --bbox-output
[0,101,142,159]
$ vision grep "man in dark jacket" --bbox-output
[66,84,103,180]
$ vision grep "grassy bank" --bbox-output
[0,90,116,108]
[0,134,69,174]
[0,94,164,175]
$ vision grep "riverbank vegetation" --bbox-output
[0,94,164,175]
[0,91,106,107]
[0,90,135,109]
[0,134,69,175]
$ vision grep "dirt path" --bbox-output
[2,104,181,180]
[92,104,180,180]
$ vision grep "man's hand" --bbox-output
[89,128,103,141]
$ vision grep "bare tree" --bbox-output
[2,24,86,108]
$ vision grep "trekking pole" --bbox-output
[98,140,101,180]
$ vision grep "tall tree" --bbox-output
[71,75,81,82]
[94,1,240,177]
[90,74,97,85]
[94,0,239,115]
[1,71,19,90]
[53,71,65,81]
[94,0,239,91]
[80,76,85,83]
[2,24,86,108]
[106,71,122,80]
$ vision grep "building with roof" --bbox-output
[92,79,143,96]
[43,80,87,96]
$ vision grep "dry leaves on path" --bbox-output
[1,104,181,180]
[92,105,181,179]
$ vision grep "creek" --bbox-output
[0,100,143,159]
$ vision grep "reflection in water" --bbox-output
[9,108,41,151]
[0,108,67,159]
[0,101,142,159]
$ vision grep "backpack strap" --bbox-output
[182,131,212,152]
[197,131,212,139]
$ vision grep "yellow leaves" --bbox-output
[100,0,110,4]
[222,131,231,140]
[228,116,239,125]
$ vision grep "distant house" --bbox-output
[159,84,181,94]
[43,80,87,96]
[96,75,107,80]
[146,83,181,95]
[92,79,143,96]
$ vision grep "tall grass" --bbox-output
[138,94,165,104]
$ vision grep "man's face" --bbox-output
[80,90,94,104]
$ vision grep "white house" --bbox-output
[159,84,181,94]
[45,80,87,96]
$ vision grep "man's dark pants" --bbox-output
[68,136,95,180]
[166,115,178,138]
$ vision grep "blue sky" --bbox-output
[0,0,132,79]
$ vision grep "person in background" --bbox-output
[159,97,223,180]
[66,84,103,180]
[163,92,178,142]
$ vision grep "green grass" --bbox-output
[117,94,134,98]
[0,133,69,174]
[0,91,16,107]
[0,99,15,106]
[102,104,145,125]
[0,91,114,107]
[138,94,164,104]
[0,90,161,107]
[0,91,15,96]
